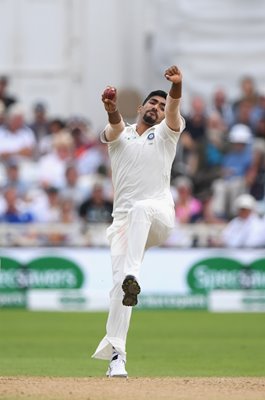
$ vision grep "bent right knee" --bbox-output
[128,201,153,221]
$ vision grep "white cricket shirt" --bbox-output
[101,118,185,216]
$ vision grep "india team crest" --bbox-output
[147,132,155,140]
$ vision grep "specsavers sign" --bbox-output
[0,248,265,311]
[0,255,85,310]
[187,257,265,292]
[0,256,84,290]
[0,249,112,310]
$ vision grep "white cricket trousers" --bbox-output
[92,198,175,361]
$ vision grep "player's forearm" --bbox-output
[169,81,182,100]
[104,111,125,142]
[108,109,121,125]
[165,94,181,132]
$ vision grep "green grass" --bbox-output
[0,310,264,377]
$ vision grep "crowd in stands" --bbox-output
[0,74,265,247]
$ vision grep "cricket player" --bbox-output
[92,65,185,377]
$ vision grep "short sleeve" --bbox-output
[157,116,186,143]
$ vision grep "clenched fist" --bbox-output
[164,65,182,84]
[164,65,182,99]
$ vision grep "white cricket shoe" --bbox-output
[106,354,128,378]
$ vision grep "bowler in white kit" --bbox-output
[92,65,185,377]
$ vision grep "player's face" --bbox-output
[140,96,166,126]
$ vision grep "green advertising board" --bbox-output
[187,257,265,293]
[0,256,84,308]
[1,250,265,311]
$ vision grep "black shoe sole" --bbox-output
[122,275,141,307]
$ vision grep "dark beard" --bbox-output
[143,111,157,126]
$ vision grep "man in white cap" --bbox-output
[0,103,36,161]
[221,193,263,247]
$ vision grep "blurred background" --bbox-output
[1,0,265,125]
[0,0,265,312]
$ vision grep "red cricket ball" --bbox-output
[103,87,116,100]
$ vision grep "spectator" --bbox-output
[254,115,265,141]
[173,96,207,178]
[78,163,114,204]
[0,189,6,215]
[67,116,93,158]
[246,139,265,214]
[200,189,226,225]
[194,111,227,195]
[174,176,202,223]
[233,76,260,112]
[2,158,29,197]
[31,186,61,223]
[0,76,17,109]
[221,194,264,247]
[0,186,34,223]
[38,131,74,189]
[79,183,113,223]
[0,100,6,126]
[234,99,253,128]
[185,95,207,141]
[61,164,89,206]
[38,118,65,155]
[204,112,227,167]
[211,124,253,219]
[249,94,265,129]
[77,137,111,176]
[29,102,50,146]
[45,196,81,246]
[211,88,234,127]
[59,196,78,223]
[0,103,36,161]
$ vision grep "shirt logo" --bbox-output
[147,132,155,140]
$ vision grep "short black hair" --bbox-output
[142,90,168,105]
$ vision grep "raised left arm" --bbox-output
[164,65,182,132]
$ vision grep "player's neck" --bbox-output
[136,122,154,136]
